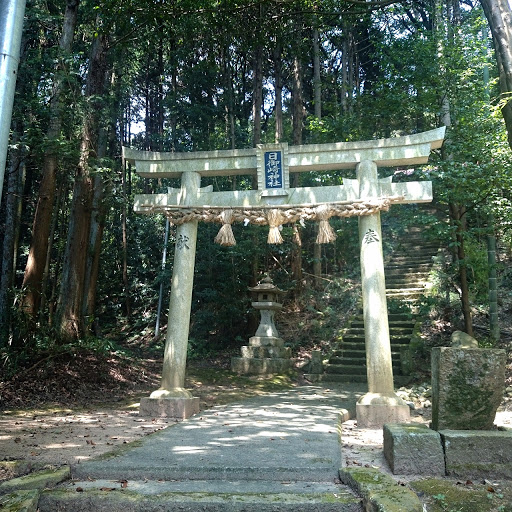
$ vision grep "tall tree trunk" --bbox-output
[480,0,512,149]
[121,161,131,318]
[21,0,80,320]
[82,174,106,335]
[0,131,23,347]
[341,23,349,112]
[56,31,108,341]
[292,54,304,147]
[312,28,323,285]
[222,46,236,149]
[273,42,283,143]
[487,231,500,342]
[449,203,473,336]
[252,43,263,147]
[82,108,109,335]
[313,28,322,120]
[39,182,63,323]
[157,38,164,151]
[291,53,304,289]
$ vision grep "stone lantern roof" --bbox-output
[248,275,285,303]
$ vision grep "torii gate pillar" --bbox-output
[355,161,409,427]
[139,172,201,419]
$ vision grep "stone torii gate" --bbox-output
[124,127,445,427]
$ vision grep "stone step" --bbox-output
[39,481,362,511]
[386,290,425,298]
[334,349,365,359]
[319,374,369,383]
[392,245,439,252]
[329,353,401,365]
[324,363,403,376]
[341,336,411,345]
[321,220,439,384]
[384,271,431,280]
[386,286,426,292]
[351,310,413,317]
[349,319,415,328]
[387,256,434,264]
[332,348,403,358]
[386,276,428,284]
[345,327,414,335]
[385,263,433,271]
[385,276,429,283]
[386,287,427,294]
[37,389,366,512]
[325,364,367,375]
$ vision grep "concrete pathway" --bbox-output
[39,384,367,511]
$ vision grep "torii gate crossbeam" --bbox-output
[126,127,445,427]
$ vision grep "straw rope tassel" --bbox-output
[214,209,236,246]
[266,209,284,244]
[316,204,336,244]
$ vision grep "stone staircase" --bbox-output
[321,228,440,384]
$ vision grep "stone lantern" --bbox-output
[249,274,285,339]
[231,275,292,375]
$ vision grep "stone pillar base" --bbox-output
[356,392,410,428]
[139,397,200,420]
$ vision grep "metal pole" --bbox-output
[0,0,26,207]
[155,216,170,337]
[155,187,172,337]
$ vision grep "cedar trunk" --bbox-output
[449,203,473,336]
[273,41,283,143]
[56,32,108,341]
[21,0,80,319]
[252,44,263,147]
[480,0,512,149]
[0,130,23,346]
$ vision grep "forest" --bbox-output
[0,0,512,398]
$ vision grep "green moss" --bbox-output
[447,463,512,479]
[340,467,423,512]
[0,467,70,493]
[0,490,40,512]
[443,357,500,428]
[411,478,512,512]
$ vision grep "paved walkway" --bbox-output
[40,384,367,511]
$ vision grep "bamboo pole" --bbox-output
[0,0,26,206]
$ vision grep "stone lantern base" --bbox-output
[231,336,292,375]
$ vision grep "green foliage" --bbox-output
[3,0,512,359]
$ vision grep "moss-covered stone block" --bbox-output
[339,467,422,512]
[441,430,512,479]
[0,490,40,512]
[431,347,505,430]
[383,423,445,475]
[411,478,512,512]
[0,467,70,494]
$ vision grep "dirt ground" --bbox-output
[1,347,512,512]
[1,364,511,481]
[0,352,305,479]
